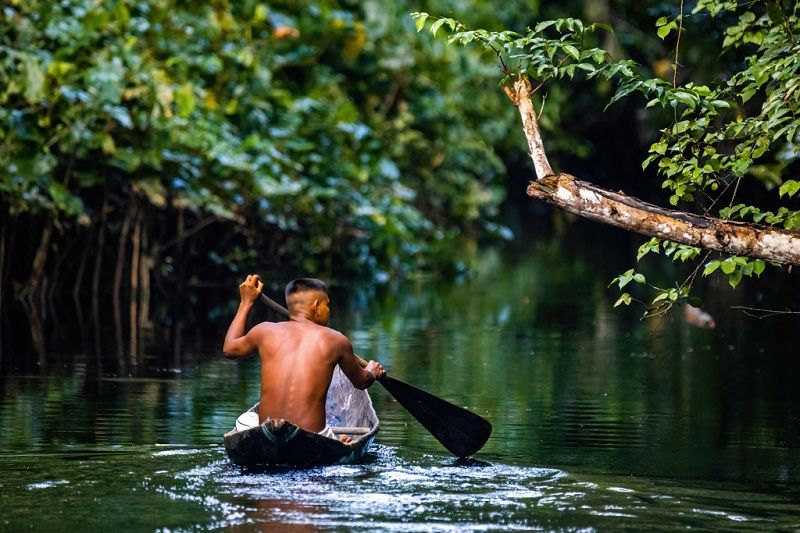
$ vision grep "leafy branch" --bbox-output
[413,2,800,316]
[411,12,623,90]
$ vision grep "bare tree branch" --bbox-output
[731,306,800,319]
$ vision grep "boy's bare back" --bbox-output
[250,320,349,432]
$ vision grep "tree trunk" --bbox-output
[22,223,53,303]
[504,76,800,266]
[47,230,78,323]
[140,218,151,329]
[114,207,132,363]
[527,174,800,265]
[92,194,109,362]
[72,234,89,357]
[73,231,89,304]
[0,203,6,365]
[129,211,141,363]
[502,77,554,179]
[1,213,18,366]
[24,301,46,370]
[172,209,185,366]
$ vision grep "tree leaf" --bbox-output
[614,293,632,307]
[430,18,446,36]
[21,55,46,104]
[703,260,721,276]
[414,13,429,33]
[652,291,670,304]
[721,259,737,274]
[101,134,116,155]
[176,83,196,117]
[564,44,580,60]
[657,22,676,40]
[779,180,800,198]
[728,269,743,288]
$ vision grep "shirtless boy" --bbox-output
[222,275,385,440]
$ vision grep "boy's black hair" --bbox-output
[285,278,328,301]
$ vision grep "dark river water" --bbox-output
[2,227,799,531]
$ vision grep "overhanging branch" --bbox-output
[528,173,800,265]
[503,76,800,267]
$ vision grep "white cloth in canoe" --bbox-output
[234,367,378,436]
[234,411,335,439]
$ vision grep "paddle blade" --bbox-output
[379,376,492,457]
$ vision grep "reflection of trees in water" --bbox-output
[342,232,800,479]
[2,263,196,375]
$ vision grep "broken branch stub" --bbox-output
[503,77,554,179]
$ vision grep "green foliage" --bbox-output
[415,1,800,315]
[1,0,517,281]
[635,238,700,263]
[625,3,800,222]
[412,12,620,87]
[703,256,766,288]
[609,268,647,290]
[779,180,800,198]
[655,16,680,40]
[614,292,632,307]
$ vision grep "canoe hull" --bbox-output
[224,418,378,468]
[223,367,379,468]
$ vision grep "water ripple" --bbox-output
[134,445,797,531]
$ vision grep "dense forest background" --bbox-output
[1,0,796,366]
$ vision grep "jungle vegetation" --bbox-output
[1,0,519,359]
[1,0,798,361]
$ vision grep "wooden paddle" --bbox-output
[258,292,492,458]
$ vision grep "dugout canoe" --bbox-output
[223,367,379,468]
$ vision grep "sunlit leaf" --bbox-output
[430,18,446,36]
[720,259,737,274]
[703,260,721,276]
[21,55,46,104]
[614,293,632,307]
[414,12,429,32]
[564,44,580,61]
[779,180,800,198]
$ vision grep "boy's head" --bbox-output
[285,278,330,325]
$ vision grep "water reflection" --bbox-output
[337,241,799,483]
[1,229,799,529]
